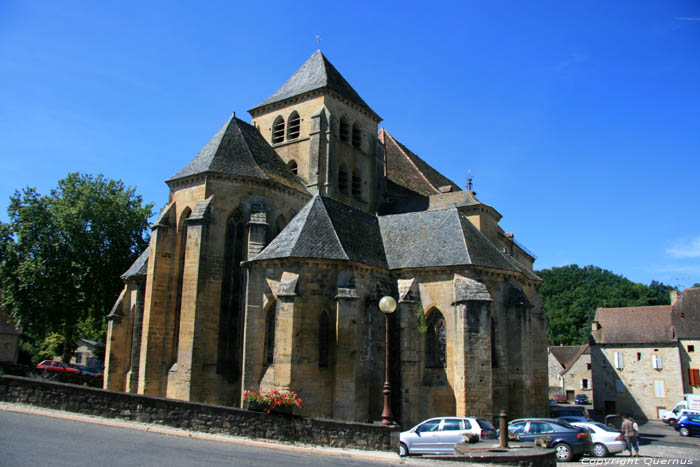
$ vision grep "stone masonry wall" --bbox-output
[0,375,399,452]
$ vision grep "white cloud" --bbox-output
[666,236,700,259]
[675,17,700,21]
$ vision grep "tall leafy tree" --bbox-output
[536,265,672,346]
[0,173,152,362]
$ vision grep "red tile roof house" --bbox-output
[590,288,700,420]
[548,344,592,401]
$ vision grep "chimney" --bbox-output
[670,289,679,305]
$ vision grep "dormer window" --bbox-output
[287,111,300,140]
[339,117,350,143]
[287,160,298,175]
[272,116,285,144]
[338,164,348,194]
[352,123,361,148]
[351,170,361,198]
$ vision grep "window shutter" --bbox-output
[654,380,665,398]
[614,352,624,370]
[691,368,700,387]
[580,380,584,389]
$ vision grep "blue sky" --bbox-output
[1,1,699,289]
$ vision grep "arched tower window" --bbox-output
[426,309,447,368]
[287,159,298,175]
[351,169,362,198]
[352,123,362,148]
[265,309,275,366]
[287,111,300,140]
[272,116,285,144]
[218,211,245,378]
[319,311,329,368]
[338,164,349,194]
[339,116,350,143]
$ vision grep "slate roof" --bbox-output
[378,207,521,271]
[250,51,380,121]
[167,116,308,193]
[379,129,461,196]
[252,195,388,270]
[591,305,675,344]
[549,345,589,370]
[121,247,150,280]
[671,287,700,339]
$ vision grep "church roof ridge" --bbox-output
[250,51,380,121]
[167,115,307,193]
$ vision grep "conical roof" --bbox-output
[252,195,388,269]
[250,51,380,121]
[167,116,307,193]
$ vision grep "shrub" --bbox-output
[243,388,303,409]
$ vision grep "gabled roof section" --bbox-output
[549,344,589,370]
[250,51,380,121]
[380,128,461,196]
[671,287,700,339]
[167,116,308,193]
[251,195,388,269]
[378,207,520,273]
[121,246,150,280]
[591,305,674,344]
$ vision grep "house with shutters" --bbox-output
[547,344,592,401]
[590,287,700,419]
[104,50,547,428]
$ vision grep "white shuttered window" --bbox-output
[614,352,624,370]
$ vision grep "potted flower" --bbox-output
[243,388,303,414]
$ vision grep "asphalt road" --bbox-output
[0,410,393,467]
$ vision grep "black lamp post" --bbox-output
[379,295,397,425]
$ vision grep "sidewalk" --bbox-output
[0,402,402,464]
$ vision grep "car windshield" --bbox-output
[417,420,441,433]
[477,419,495,430]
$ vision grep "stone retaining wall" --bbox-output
[0,375,399,452]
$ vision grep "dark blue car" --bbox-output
[575,394,589,405]
[675,414,700,437]
[508,419,592,462]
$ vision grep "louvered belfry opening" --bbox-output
[339,117,350,143]
[287,111,300,140]
[272,116,285,143]
[352,170,361,198]
[352,123,361,148]
[287,159,298,175]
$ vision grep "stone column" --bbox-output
[308,106,332,197]
[272,272,300,392]
[125,278,145,393]
[333,287,360,420]
[397,279,421,428]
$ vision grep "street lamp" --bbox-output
[379,295,397,425]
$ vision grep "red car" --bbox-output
[554,394,568,403]
[36,360,80,374]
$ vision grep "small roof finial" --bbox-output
[466,170,473,192]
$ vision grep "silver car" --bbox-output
[399,417,496,456]
[572,421,626,457]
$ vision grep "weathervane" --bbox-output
[466,170,473,192]
[315,34,321,48]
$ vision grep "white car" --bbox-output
[399,417,497,456]
[572,421,626,457]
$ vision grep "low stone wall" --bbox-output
[0,375,399,452]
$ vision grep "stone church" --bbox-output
[105,51,548,427]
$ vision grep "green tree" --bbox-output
[536,265,672,346]
[0,173,152,362]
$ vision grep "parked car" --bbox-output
[68,364,97,376]
[35,360,80,374]
[554,394,568,403]
[572,421,626,457]
[550,405,588,419]
[675,413,700,437]
[575,394,589,405]
[399,417,497,456]
[508,418,592,462]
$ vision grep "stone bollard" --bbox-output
[499,410,508,448]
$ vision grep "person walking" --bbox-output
[621,416,640,457]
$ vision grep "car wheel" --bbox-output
[679,427,690,437]
[553,442,573,462]
[399,443,408,457]
[593,443,609,457]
